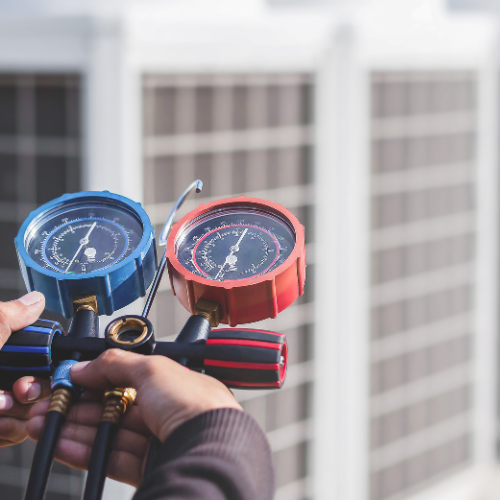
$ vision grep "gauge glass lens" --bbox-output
[175,207,296,281]
[24,201,143,275]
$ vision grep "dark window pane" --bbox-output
[0,155,17,202]
[280,147,302,187]
[300,83,313,125]
[245,150,267,192]
[153,290,177,338]
[0,484,23,500]
[152,156,176,204]
[232,151,247,194]
[273,442,308,489]
[153,87,176,136]
[0,221,19,268]
[282,325,312,365]
[302,263,314,303]
[0,289,21,302]
[266,149,280,190]
[407,81,430,115]
[194,154,212,197]
[241,395,267,432]
[35,85,67,137]
[195,87,213,133]
[300,146,312,184]
[36,156,66,204]
[266,382,311,431]
[0,442,16,464]
[232,86,248,130]
[0,84,17,135]
[267,85,281,127]
[382,81,408,117]
[64,84,80,139]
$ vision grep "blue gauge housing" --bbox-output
[15,191,157,318]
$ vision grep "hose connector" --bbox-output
[101,387,137,425]
[48,387,73,416]
[51,359,82,399]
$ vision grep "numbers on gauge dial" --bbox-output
[176,211,296,281]
[26,204,143,275]
[44,219,127,274]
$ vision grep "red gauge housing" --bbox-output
[166,197,306,326]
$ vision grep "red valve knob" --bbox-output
[203,328,287,389]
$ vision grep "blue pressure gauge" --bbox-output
[15,191,157,318]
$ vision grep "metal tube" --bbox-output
[142,180,203,318]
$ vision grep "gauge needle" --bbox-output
[215,228,248,280]
[65,221,97,273]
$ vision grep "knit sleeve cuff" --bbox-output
[155,408,272,464]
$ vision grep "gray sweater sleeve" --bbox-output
[133,409,275,500]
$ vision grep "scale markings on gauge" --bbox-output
[15,192,157,317]
[167,197,305,326]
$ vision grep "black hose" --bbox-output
[83,421,120,500]
[24,308,98,500]
[24,411,66,500]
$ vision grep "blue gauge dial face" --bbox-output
[24,202,143,274]
[175,207,296,281]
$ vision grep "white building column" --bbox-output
[313,23,370,500]
[84,14,143,202]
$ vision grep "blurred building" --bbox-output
[0,1,498,500]
[0,74,83,497]
[314,5,499,500]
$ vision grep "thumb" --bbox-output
[0,292,45,346]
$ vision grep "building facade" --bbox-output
[142,72,315,499]
[369,70,477,500]
[0,2,498,500]
[313,4,499,500]
[0,73,83,500]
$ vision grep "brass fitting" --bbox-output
[73,295,98,314]
[107,317,148,346]
[101,387,137,425]
[194,299,221,327]
[48,388,73,416]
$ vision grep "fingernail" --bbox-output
[18,292,44,306]
[0,394,13,410]
[27,383,41,402]
[71,361,91,373]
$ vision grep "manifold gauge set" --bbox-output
[0,182,306,500]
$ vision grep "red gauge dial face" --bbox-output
[175,207,296,282]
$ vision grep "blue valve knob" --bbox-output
[0,320,62,391]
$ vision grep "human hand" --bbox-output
[0,292,51,446]
[27,349,242,486]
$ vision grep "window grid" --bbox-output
[0,74,82,500]
[369,71,476,500]
[143,73,314,500]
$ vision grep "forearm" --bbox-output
[134,409,275,500]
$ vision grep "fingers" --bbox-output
[53,439,144,487]
[27,416,148,487]
[28,416,150,458]
[0,391,33,419]
[0,417,28,446]
[0,292,45,345]
[12,377,51,405]
[70,350,182,392]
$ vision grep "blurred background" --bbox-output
[0,0,500,499]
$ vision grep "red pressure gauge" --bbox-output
[166,197,306,326]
